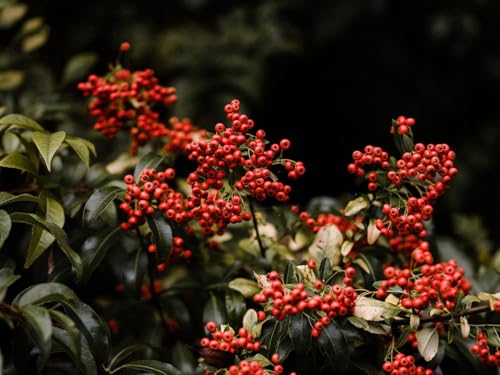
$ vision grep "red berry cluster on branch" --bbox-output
[382,353,433,375]
[469,331,500,367]
[164,117,206,153]
[389,236,433,264]
[296,207,359,234]
[376,260,471,311]
[391,115,416,135]
[252,268,357,337]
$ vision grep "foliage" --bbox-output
[0,2,499,375]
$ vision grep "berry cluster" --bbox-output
[147,236,192,273]
[382,353,433,375]
[469,331,500,367]
[389,236,433,265]
[252,267,357,337]
[163,117,206,153]
[391,115,416,136]
[78,65,176,154]
[375,260,471,311]
[295,207,359,234]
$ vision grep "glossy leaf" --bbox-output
[25,195,65,268]
[0,266,20,301]
[65,136,91,169]
[21,305,52,371]
[260,320,286,357]
[0,192,39,207]
[32,131,66,172]
[0,150,37,175]
[83,186,122,226]
[105,344,152,371]
[0,113,44,131]
[10,212,82,280]
[133,153,166,180]
[289,313,311,355]
[82,226,121,284]
[203,293,227,327]
[416,327,439,362]
[171,342,196,374]
[319,257,332,281]
[0,209,11,248]
[13,282,78,307]
[228,277,260,298]
[110,360,182,375]
[52,326,98,375]
[316,320,349,372]
[146,214,172,262]
[225,290,246,326]
[49,310,80,362]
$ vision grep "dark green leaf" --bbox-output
[13,282,78,307]
[65,137,91,169]
[106,344,152,371]
[31,131,66,172]
[316,320,349,372]
[62,301,110,365]
[225,290,246,326]
[111,360,182,375]
[134,153,166,180]
[49,310,81,362]
[171,342,196,374]
[288,313,311,355]
[25,195,65,268]
[319,257,332,281]
[283,261,301,284]
[0,266,20,301]
[203,293,227,327]
[82,226,121,284]
[21,305,52,372]
[392,120,414,154]
[0,192,39,207]
[52,327,98,375]
[0,209,11,248]
[62,52,98,85]
[260,320,287,357]
[0,151,37,175]
[83,186,122,226]
[0,113,44,131]
[146,214,172,263]
[10,212,82,280]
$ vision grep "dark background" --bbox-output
[24,0,500,247]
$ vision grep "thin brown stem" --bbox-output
[394,304,492,326]
[247,197,266,258]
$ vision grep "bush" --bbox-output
[0,3,499,375]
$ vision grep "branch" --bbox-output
[247,197,266,258]
[394,304,492,326]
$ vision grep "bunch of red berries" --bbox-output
[163,117,206,153]
[469,331,500,367]
[78,65,176,154]
[252,267,357,337]
[295,207,359,234]
[391,115,416,135]
[382,353,433,375]
[389,236,433,264]
[147,236,192,273]
[375,260,471,311]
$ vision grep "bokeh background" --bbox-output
[16,0,500,248]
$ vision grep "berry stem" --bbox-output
[394,304,492,326]
[247,197,266,258]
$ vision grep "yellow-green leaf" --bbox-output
[32,130,66,171]
[344,196,369,217]
[0,209,11,248]
[0,150,37,175]
[0,70,24,90]
[21,23,49,52]
[65,136,90,169]
[228,278,260,298]
[0,113,44,131]
[0,3,27,28]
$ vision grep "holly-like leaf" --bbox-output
[353,296,401,321]
[0,151,37,175]
[112,360,182,375]
[13,282,78,307]
[146,214,172,263]
[416,327,439,362]
[10,212,82,280]
[25,195,65,268]
[0,113,44,131]
[83,186,122,226]
[0,209,11,248]
[21,304,52,371]
[228,278,260,298]
[203,293,227,327]
[31,131,66,172]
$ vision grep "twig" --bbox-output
[394,304,492,326]
[247,197,266,258]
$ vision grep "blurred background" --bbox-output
[7,0,500,248]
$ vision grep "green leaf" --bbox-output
[13,282,78,307]
[83,186,122,226]
[52,327,98,375]
[62,52,98,84]
[0,70,24,90]
[289,313,311,355]
[110,360,182,375]
[353,296,401,321]
[348,316,391,335]
[21,24,49,52]
[146,214,172,263]
[62,301,110,365]
[392,120,414,154]
[134,153,166,180]
[106,344,152,371]
[416,327,439,362]
[319,257,332,281]
[316,320,349,372]
[0,266,20,301]
[225,290,246,326]
[171,342,196,375]
[25,195,65,268]
[2,128,21,152]
[0,209,11,248]
[344,196,369,217]
[228,278,260,298]
[242,309,258,335]
[49,310,81,363]
[203,293,227,327]
[32,131,66,172]
[0,113,44,131]
[0,192,39,207]
[283,261,302,284]
[21,304,52,371]
[0,150,37,175]
[82,226,121,284]
[10,212,82,280]
[260,320,287,357]
[65,136,91,169]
